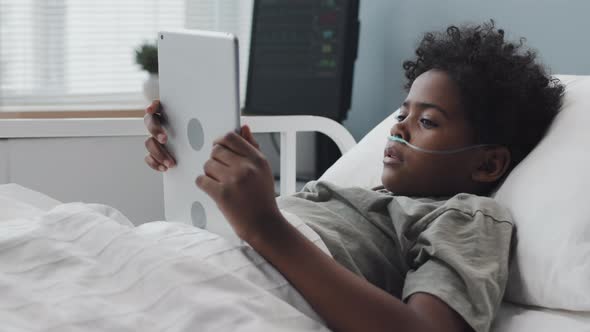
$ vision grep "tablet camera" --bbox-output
[187,118,205,151]
[191,201,207,228]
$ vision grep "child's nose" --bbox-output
[390,121,410,142]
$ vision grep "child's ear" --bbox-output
[472,146,511,183]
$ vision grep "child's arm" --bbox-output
[251,214,470,332]
[196,128,472,332]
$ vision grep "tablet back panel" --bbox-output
[158,29,240,241]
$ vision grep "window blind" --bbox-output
[0,0,253,111]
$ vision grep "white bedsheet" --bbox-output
[2,183,590,332]
[491,302,590,332]
[0,185,330,332]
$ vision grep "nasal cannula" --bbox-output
[387,135,495,155]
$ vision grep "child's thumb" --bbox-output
[241,125,260,149]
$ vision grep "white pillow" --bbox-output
[320,75,590,311]
[319,111,398,188]
[494,75,590,310]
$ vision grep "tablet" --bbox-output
[158,29,241,241]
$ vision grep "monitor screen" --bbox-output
[244,0,359,121]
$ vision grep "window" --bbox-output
[0,0,253,112]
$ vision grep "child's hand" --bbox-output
[196,125,282,242]
[143,100,176,171]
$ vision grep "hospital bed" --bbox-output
[1,74,590,331]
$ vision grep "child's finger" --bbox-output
[213,131,259,158]
[195,174,222,201]
[210,144,240,167]
[144,154,167,172]
[145,100,161,115]
[145,137,176,168]
[144,113,167,144]
[203,158,230,182]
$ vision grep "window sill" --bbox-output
[0,110,144,119]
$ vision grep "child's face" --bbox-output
[381,69,483,196]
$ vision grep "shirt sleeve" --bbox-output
[402,207,514,332]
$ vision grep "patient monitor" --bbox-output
[158,29,241,241]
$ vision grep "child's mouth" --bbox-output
[384,145,404,165]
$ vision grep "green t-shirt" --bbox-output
[277,181,514,332]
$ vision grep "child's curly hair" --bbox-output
[403,20,564,172]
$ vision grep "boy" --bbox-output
[143,21,563,332]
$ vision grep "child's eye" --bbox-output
[395,114,407,122]
[420,118,437,128]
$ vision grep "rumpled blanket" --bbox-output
[0,202,331,332]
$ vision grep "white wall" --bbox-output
[344,0,590,141]
[0,140,8,182]
[0,128,319,225]
[0,136,164,224]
